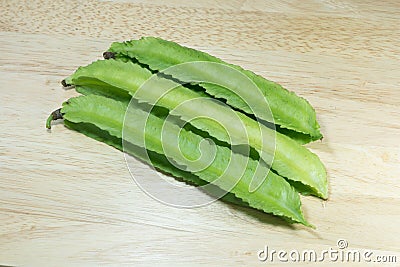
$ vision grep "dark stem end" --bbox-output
[46,108,63,129]
[103,51,115,59]
[61,79,72,87]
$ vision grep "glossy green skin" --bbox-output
[61,95,311,226]
[71,100,314,199]
[107,37,322,142]
[65,60,328,199]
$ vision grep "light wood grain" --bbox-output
[1,0,400,266]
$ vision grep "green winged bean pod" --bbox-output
[63,60,328,199]
[49,94,311,226]
[106,37,323,143]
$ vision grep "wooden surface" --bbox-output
[1,0,400,266]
